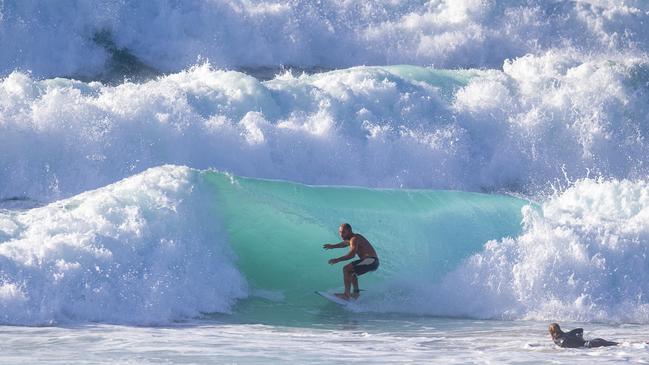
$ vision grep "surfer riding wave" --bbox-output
[323,223,379,300]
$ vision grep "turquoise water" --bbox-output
[204,171,530,324]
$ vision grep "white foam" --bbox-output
[1,54,648,201]
[1,1,647,77]
[380,178,649,323]
[6,320,645,364]
[0,165,247,325]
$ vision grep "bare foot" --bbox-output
[351,292,360,299]
[334,293,350,300]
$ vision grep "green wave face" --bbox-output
[204,171,529,322]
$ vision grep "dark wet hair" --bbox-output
[340,223,352,231]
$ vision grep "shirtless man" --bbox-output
[323,223,379,300]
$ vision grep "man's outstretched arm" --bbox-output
[329,239,357,264]
[323,241,348,250]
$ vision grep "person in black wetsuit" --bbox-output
[549,323,618,348]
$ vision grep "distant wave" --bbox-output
[1,1,648,78]
[1,58,648,201]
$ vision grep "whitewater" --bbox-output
[2,0,649,363]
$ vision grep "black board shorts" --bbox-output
[352,257,379,276]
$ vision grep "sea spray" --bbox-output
[391,179,649,323]
[1,1,647,78]
[1,55,648,202]
[0,166,247,325]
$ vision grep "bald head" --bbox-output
[339,223,353,240]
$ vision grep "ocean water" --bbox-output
[2,0,649,363]
[2,319,649,364]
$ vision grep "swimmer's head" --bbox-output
[548,323,562,339]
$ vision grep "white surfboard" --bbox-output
[315,291,358,308]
